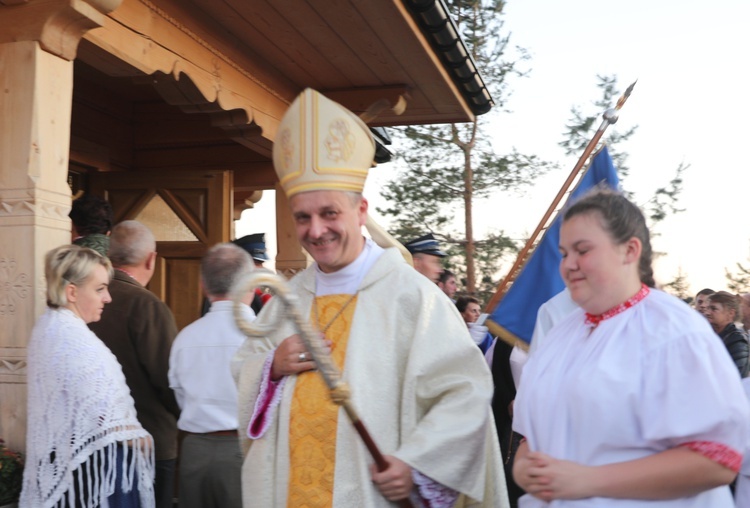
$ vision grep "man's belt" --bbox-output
[185,429,237,437]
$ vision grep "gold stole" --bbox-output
[287,294,358,508]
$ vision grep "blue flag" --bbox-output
[486,147,620,345]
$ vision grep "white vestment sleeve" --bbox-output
[232,297,296,456]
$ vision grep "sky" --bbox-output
[238,0,750,296]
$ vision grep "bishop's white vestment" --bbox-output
[233,247,508,507]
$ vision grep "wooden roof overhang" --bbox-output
[2,0,493,207]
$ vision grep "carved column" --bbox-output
[0,0,123,452]
[274,183,308,279]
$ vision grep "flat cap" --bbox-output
[234,233,269,262]
[403,233,447,257]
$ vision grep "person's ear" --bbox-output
[624,237,642,265]
[65,282,77,304]
[358,197,369,226]
[146,251,157,271]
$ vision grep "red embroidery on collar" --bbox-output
[584,284,650,326]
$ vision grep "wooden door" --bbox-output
[89,169,232,330]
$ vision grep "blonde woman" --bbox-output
[21,245,154,507]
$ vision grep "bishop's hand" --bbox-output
[271,334,317,381]
[271,333,331,381]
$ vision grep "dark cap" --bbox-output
[233,233,269,262]
[403,233,447,257]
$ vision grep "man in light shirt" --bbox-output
[169,243,255,508]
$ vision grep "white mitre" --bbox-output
[273,88,375,197]
[272,88,413,265]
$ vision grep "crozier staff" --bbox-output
[513,188,749,507]
[21,245,154,507]
[232,88,508,507]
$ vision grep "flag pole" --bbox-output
[485,81,636,314]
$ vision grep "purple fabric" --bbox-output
[411,469,459,508]
[247,351,287,439]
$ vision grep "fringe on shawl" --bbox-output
[41,436,154,508]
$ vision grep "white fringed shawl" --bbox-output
[21,308,154,508]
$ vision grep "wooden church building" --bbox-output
[0,0,492,450]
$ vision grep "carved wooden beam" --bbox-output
[83,0,290,149]
[0,0,123,60]
[136,70,275,158]
[233,189,263,221]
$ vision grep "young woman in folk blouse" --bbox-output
[513,188,749,507]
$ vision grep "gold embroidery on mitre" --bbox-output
[279,128,294,172]
[287,294,358,508]
[325,119,356,162]
[272,88,374,198]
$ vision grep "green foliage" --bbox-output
[661,267,693,303]
[0,439,23,505]
[559,75,637,179]
[467,232,520,301]
[560,75,687,228]
[437,231,519,302]
[725,262,750,294]
[381,15,689,300]
[450,0,529,106]
[643,162,687,224]
[379,0,550,295]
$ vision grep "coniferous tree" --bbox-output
[563,76,689,296]
[560,75,687,227]
[560,75,637,179]
[725,261,750,294]
[662,267,693,303]
[378,0,551,299]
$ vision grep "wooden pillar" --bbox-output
[0,0,123,453]
[274,183,308,279]
[0,40,76,452]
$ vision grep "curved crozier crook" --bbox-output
[230,270,345,393]
[231,271,291,338]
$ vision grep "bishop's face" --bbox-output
[290,190,367,273]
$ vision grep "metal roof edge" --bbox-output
[403,0,495,116]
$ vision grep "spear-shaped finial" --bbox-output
[603,80,637,126]
[616,80,638,110]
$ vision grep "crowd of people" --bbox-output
[19,88,750,508]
